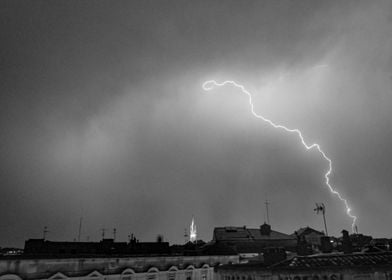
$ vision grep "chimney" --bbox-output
[260,223,271,236]
[341,229,353,254]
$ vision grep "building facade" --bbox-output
[0,255,239,280]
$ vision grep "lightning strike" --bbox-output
[202,80,357,232]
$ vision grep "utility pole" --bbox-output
[314,203,328,236]
[265,200,270,225]
[78,217,83,242]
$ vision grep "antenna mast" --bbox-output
[101,227,106,240]
[265,200,270,224]
[78,217,83,242]
[314,203,328,236]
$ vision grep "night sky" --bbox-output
[1,0,392,247]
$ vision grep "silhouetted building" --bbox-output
[371,238,391,251]
[213,224,296,255]
[319,236,333,253]
[0,247,23,256]
[170,241,237,256]
[24,238,170,256]
[341,229,353,254]
[292,227,325,250]
[2,237,239,280]
[295,233,313,256]
[349,233,373,251]
[262,247,287,266]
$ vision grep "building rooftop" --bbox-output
[214,225,295,242]
[292,227,324,237]
[273,252,392,269]
[216,252,392,272]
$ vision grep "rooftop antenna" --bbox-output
[101,227,106,240]
[265,200,270,225]
[314,203,328,236]
[78,217,83,242]
[43,226,49,240]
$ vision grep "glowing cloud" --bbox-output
[202,79,357,232]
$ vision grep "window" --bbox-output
[185,271,193,280]
[168,272,176,280]
[121,269,134,280]
[147,267,159,280]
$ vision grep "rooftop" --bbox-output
[217,252,392,272]
[274,252,392,269]
[214,226,295,241]
[293,227,324,237]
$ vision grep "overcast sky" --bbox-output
[1,0,392,247]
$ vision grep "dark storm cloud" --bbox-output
[0,0,391,246]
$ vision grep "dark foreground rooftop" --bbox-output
[274,252,392,269]
[217,252,392,272]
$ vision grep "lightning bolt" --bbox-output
[202,80,357,232]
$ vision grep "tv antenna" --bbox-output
[101,227,107,240]
[265,200,270,224]
[314,203,328,236]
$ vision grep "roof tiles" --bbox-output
[274,252,392,269]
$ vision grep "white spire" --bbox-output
[190,216,197,243]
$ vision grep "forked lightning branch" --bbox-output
[202,80,357,232]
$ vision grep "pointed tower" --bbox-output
[190,216,197,243]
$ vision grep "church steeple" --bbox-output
[190,216,197,243]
